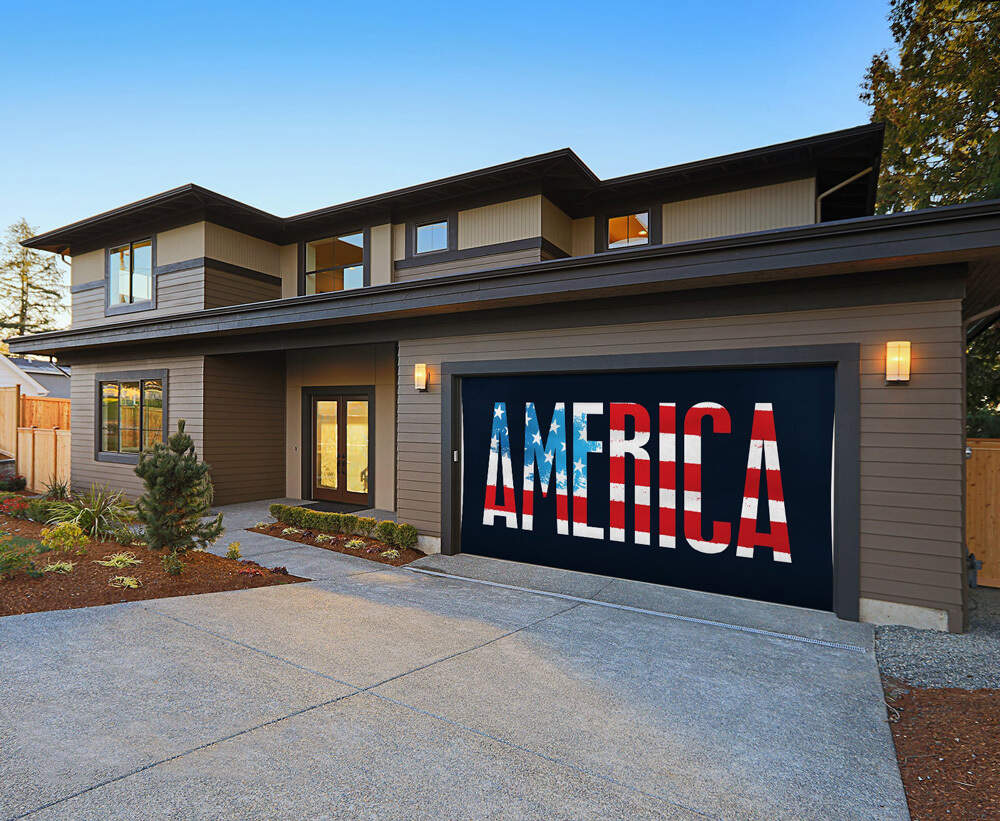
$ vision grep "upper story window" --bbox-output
[108,239,152,305]
[416,220,448,254]
[305,232,365,294]
[607,212,649,248]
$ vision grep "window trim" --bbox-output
[94,369,168,464]
[297,227,370,296]
[405,212,458,259]
[595,205,662,253]
[105,237,157,317]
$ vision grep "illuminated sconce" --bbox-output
[885,341,911,383]
[414,363,428,391]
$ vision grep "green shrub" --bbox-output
[374,520,398,545]
[161,551,183,576]
[340,514,359,535]
[47,485,132,539]
[0,475,27,492]
[43,478,71,501]
[269,504,353,535]
[344,538,365,550]
[268,503,290,521]
[380,548,401,560]
[395,523,419,549]
[225,542,241,560]
[26,499,57,524]
[0,540,31,578]
[43,559,75,574]
[40,522,88,554]
[356,517,376,537]
[94,551,141,568]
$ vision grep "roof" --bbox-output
[22,123,884,255]
[6,357,70,376]
[0,356,50,395]
[10,196,1000,358]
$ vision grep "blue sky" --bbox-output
[0,0,892,242]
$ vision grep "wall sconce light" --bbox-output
[414,363,428,391]
[885,341,911,383]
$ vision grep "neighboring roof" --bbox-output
[10,196,1000,358]
[0,356,49,395]
[22,124,884,255]
[6,356,70,376]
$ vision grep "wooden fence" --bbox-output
[0,385,72,492]
[966,438,1000,588]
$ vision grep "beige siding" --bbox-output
[285,343,396,510]
[540,197,573,255]
[70,249,104,287]
[279,244,298,298]
[396,298,965,629]
[203,353,285,504]
[69,355,205,500]
[662,178,816,243]
[458,196,541,249]
[393,247,543,283]
[204,267,281,309]
[205,223,280,275]
[392,224,406,262]
[572,217,595,256]
[369,223,392,286]
[157,223,205,265]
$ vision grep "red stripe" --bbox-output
[573,494,587,525]
[659,403,676,542]
[522,489,533,516]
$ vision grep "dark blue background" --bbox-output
[460,366,835,610]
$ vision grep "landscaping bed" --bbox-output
[250,504,425,567]
[0,512,306,617]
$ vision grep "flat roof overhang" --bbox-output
[10,198,1000,358]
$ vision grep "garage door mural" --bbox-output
[460,366,836,610]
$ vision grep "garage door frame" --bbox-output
[440,344,861,620]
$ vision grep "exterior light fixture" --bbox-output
[414,363,428,391]
[885,341,911,383]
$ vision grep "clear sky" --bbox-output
[0,0,892,243]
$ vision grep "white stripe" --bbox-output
[769,499,786,524]
[659,487,676,507]
[609,526,625,542]
[741,495,759,520]
[659,432,676,454]
[756,402,773,412]
[609,482,625,502]
[634,485,650,505]
[684,489,702,511]
[746,438,763,469]
[763,440,780,468]
[521,513,533,530]
[774,551,792,563]
[736,545,754,559]
[687,537,728,555]
[659,533,676,548]
[684,434,701,464]
[635,530,650,546]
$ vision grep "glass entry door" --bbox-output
[310,392,371,505]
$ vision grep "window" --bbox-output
[607,212,649,248]
[99,377,164,456]
[108,239,152,306]
[416,220,448,254]
[304,232,365,294]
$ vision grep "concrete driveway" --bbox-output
[0,502,908,820]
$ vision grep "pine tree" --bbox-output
[0,219,68,335]
[134,420,224,555]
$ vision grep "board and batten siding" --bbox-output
[396,297,965,630]
[69,356,205,500]
[458,196,540,249]
[662,178,816,244]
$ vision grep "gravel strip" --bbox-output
[875,587,1000,689]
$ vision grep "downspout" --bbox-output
[815,166,874,223]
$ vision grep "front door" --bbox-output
[310,392,371,505]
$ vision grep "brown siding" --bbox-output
[203,353,285,505]
[69,355,205,499]
[396,296,965,629]
[71,268,206,330]
[204,267,282,309]
[393,247,543,283]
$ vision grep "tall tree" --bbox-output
[0,219,67,336]
[861,0,1000,213]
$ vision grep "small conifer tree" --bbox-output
[134,420,224,554]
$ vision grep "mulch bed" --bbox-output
[0,513,307,617]
[884,678,1000,820]
[249,522,424,567]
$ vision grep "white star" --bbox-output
[544,451,554,464]
[503,427,508,436]
[573,458,584,473]
[494,406,505,419]
[561,441,566,452]
[532,432,542,445]
[555,470,566,485]
[550,420,560,433]
[578,428,588,441]
[490,436,498,449]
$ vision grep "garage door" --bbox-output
[459,366,835,610]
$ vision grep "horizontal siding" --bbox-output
[204,267,282,309]
[71,269,205,330]
[458,196,540,249]
[396,297,965,627]
[203,353,285,504]
[393,248,543,283]
[70,355,205,500]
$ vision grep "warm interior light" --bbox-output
[885,341,911,383]
[414,363,428,391]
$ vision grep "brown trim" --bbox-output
[93,368,169,465]
[404,212,458,260]
[394,236,567,270]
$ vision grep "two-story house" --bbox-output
[12,123,1000,633]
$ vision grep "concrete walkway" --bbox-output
[0,500,909,820]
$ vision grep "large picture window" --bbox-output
[99,377,164,457]
[304,232,365,294]
[108,239,153,306]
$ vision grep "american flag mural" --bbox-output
[522,402,568,534]
[609,402,651,545]
[682,402,733,554]
[482,402,517,528]
[736,402,792,563]
[572,403,604,540]
[658,402,677,549]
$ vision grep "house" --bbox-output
[2,357,71,398]
[10,123,1000,633]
